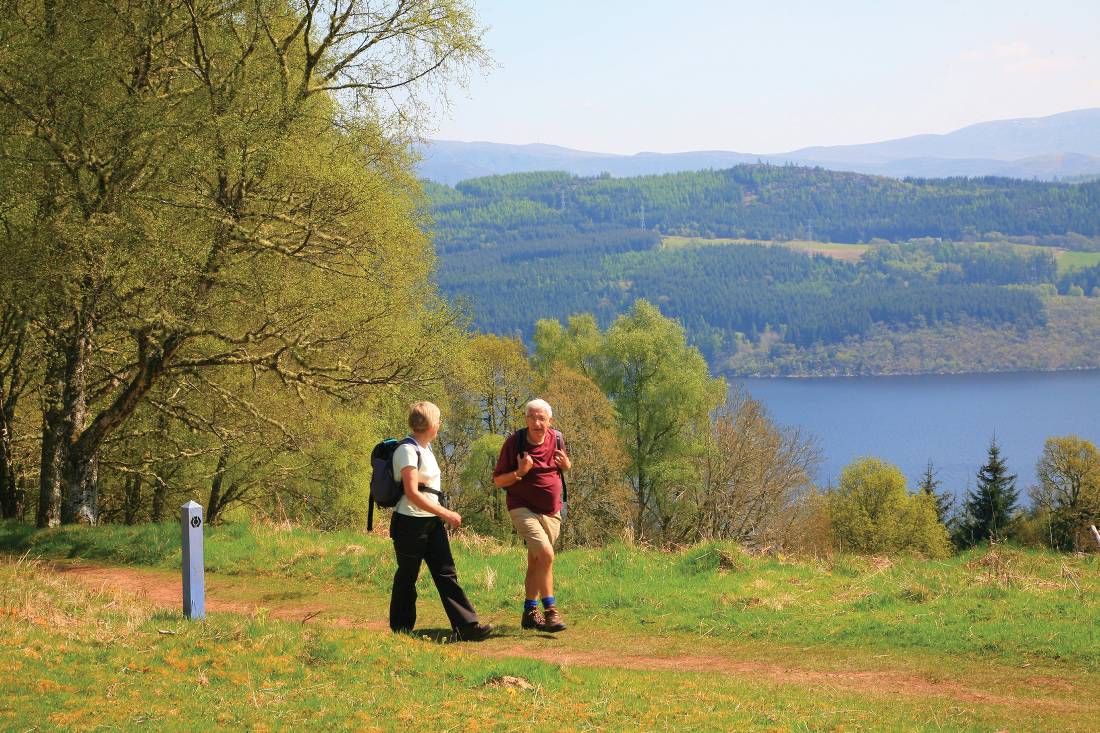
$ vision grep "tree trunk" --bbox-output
[60,321,97,525]
[123,474,142,525]
[206,447,231,524]
[0,408,15,519]
[0,311,28,519]
[151,475,168,522]
[36,352,65,528]
[62,445,98,525]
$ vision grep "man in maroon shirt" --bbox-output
[493,398,572,632]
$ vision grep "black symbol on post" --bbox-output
[190,516,201,528]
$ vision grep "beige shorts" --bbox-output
[509,507,561,551]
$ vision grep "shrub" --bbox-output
[827,457,952,558]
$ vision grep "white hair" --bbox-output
[524,398,553,417]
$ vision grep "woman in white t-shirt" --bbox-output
[389,401,492,641]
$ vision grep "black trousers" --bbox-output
[389,512,479,632]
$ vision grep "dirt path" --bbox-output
[51,560,1094,715]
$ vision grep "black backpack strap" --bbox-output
[404,437,447,505]
[554,429,568,506]
[515,428,526,458]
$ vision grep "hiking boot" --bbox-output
[455,622,493,642]
[520,606,546,630]
[541,604,567,632]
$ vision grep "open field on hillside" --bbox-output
[1055,249,1100,274]
[661,236,870,262]
[3,521,1100,731]
[659,236,1100,273]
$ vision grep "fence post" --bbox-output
[181,501,205,620]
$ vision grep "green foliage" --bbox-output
[1059,260,1100,295]
[541,366,632,548]
[1031,435,1100,550]
[433,165,1100,246]
[828,458,952,558]
[917,460,955,527]
[455,433,512,541]
[864,240,1058,285]
[957,438,1020,546]
[428,168,1076,373]
[0,0,487,526]
[537,300,727,542]
[726,296,1100,376]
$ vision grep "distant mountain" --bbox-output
[417,109,1100,184]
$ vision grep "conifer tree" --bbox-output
[959,438,1019,545]
[917,460,954,526]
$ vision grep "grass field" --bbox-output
[660,236,869,262]
[1055,249,1100,275]
[659,236,1100,274]
[3,521,1100,731]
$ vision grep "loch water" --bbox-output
[739,370,1100,499]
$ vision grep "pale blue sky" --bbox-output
[434,0,1100,154]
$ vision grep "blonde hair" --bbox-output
[407,401,441,433]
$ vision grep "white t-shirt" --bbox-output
[392,438,442,518]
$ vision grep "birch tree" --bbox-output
[0,1,486,524]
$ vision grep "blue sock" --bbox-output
[542,596,556,608]
[524,599,538,612]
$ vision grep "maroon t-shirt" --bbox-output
[493,429,566,515]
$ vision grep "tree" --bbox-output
[692,389,819,548]
[828,457,951,558]
[541,367,631,548]
[0,308,32,518]
[532,314,604,381]
[917,460,955,527]
[465,335,537,436]
[958,437,1019,546]
[454,433,510,540]
[0,1,486,525]
[536,300,726,543]
[1031,435,1100,550]
[436,333,536,506]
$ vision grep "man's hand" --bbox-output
[517,452,535,476]
[553,448,571,471]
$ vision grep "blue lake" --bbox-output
[738,370,1100,500]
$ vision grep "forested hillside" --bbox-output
[430,166,1100,245]
[428,166,1100,374]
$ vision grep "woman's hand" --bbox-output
[440,508,462,529]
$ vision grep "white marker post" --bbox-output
[1089,524,1100,550]
[181,501,205,620]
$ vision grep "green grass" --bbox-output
[660,235,869,261]
[660,235,764,249]
[1055,249,1100,275]
[4,522,1100,730]
[3,553,1091,732]
[4,522,1100,667]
